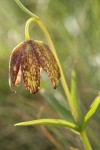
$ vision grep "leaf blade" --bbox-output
[71,69,83,123]
[14,119,78,131]
[71,70,79,112]
[84,95,100,126]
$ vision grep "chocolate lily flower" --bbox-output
[9,40,60,94]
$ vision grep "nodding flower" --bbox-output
[9,40,60,94]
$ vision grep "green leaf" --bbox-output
[14,119,78,131]
[71,70,83,123]
[84,95,100,126]
[71,70,79,111]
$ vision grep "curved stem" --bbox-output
[15,0,39,19]
[25,18,36,41]
[80,130,92,150]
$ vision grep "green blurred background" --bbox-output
[0,0,100,149]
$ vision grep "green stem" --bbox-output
[15,0,79,124]
[25,18,36,41]
[80,130,92,150]
[15,0,39,19]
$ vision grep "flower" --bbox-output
[9,40,60,94]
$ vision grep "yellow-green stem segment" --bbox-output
[25,18,37,41]
[15,0,39,19]
[80,130,92,150]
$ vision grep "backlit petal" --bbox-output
[9,42,27,93]
[21,41,40,94]
[31,40,60,89]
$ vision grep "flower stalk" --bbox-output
[80,130,92,150]
[15,0,39,19]
[25,17,37,41]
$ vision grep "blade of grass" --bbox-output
[71,70,83,124]
[14,119,78,131]
[84,95,100,126]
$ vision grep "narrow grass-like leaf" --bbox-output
[71,70,83,123]
[14,119,78,131]
[84,95,100,126]
[71,70,79,111]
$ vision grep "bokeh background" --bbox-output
[0,0,100,149]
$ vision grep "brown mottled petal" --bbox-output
[15,66,21,86]
[9,41,27,93]
[31,40,60,89]
[21,41,40,94]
